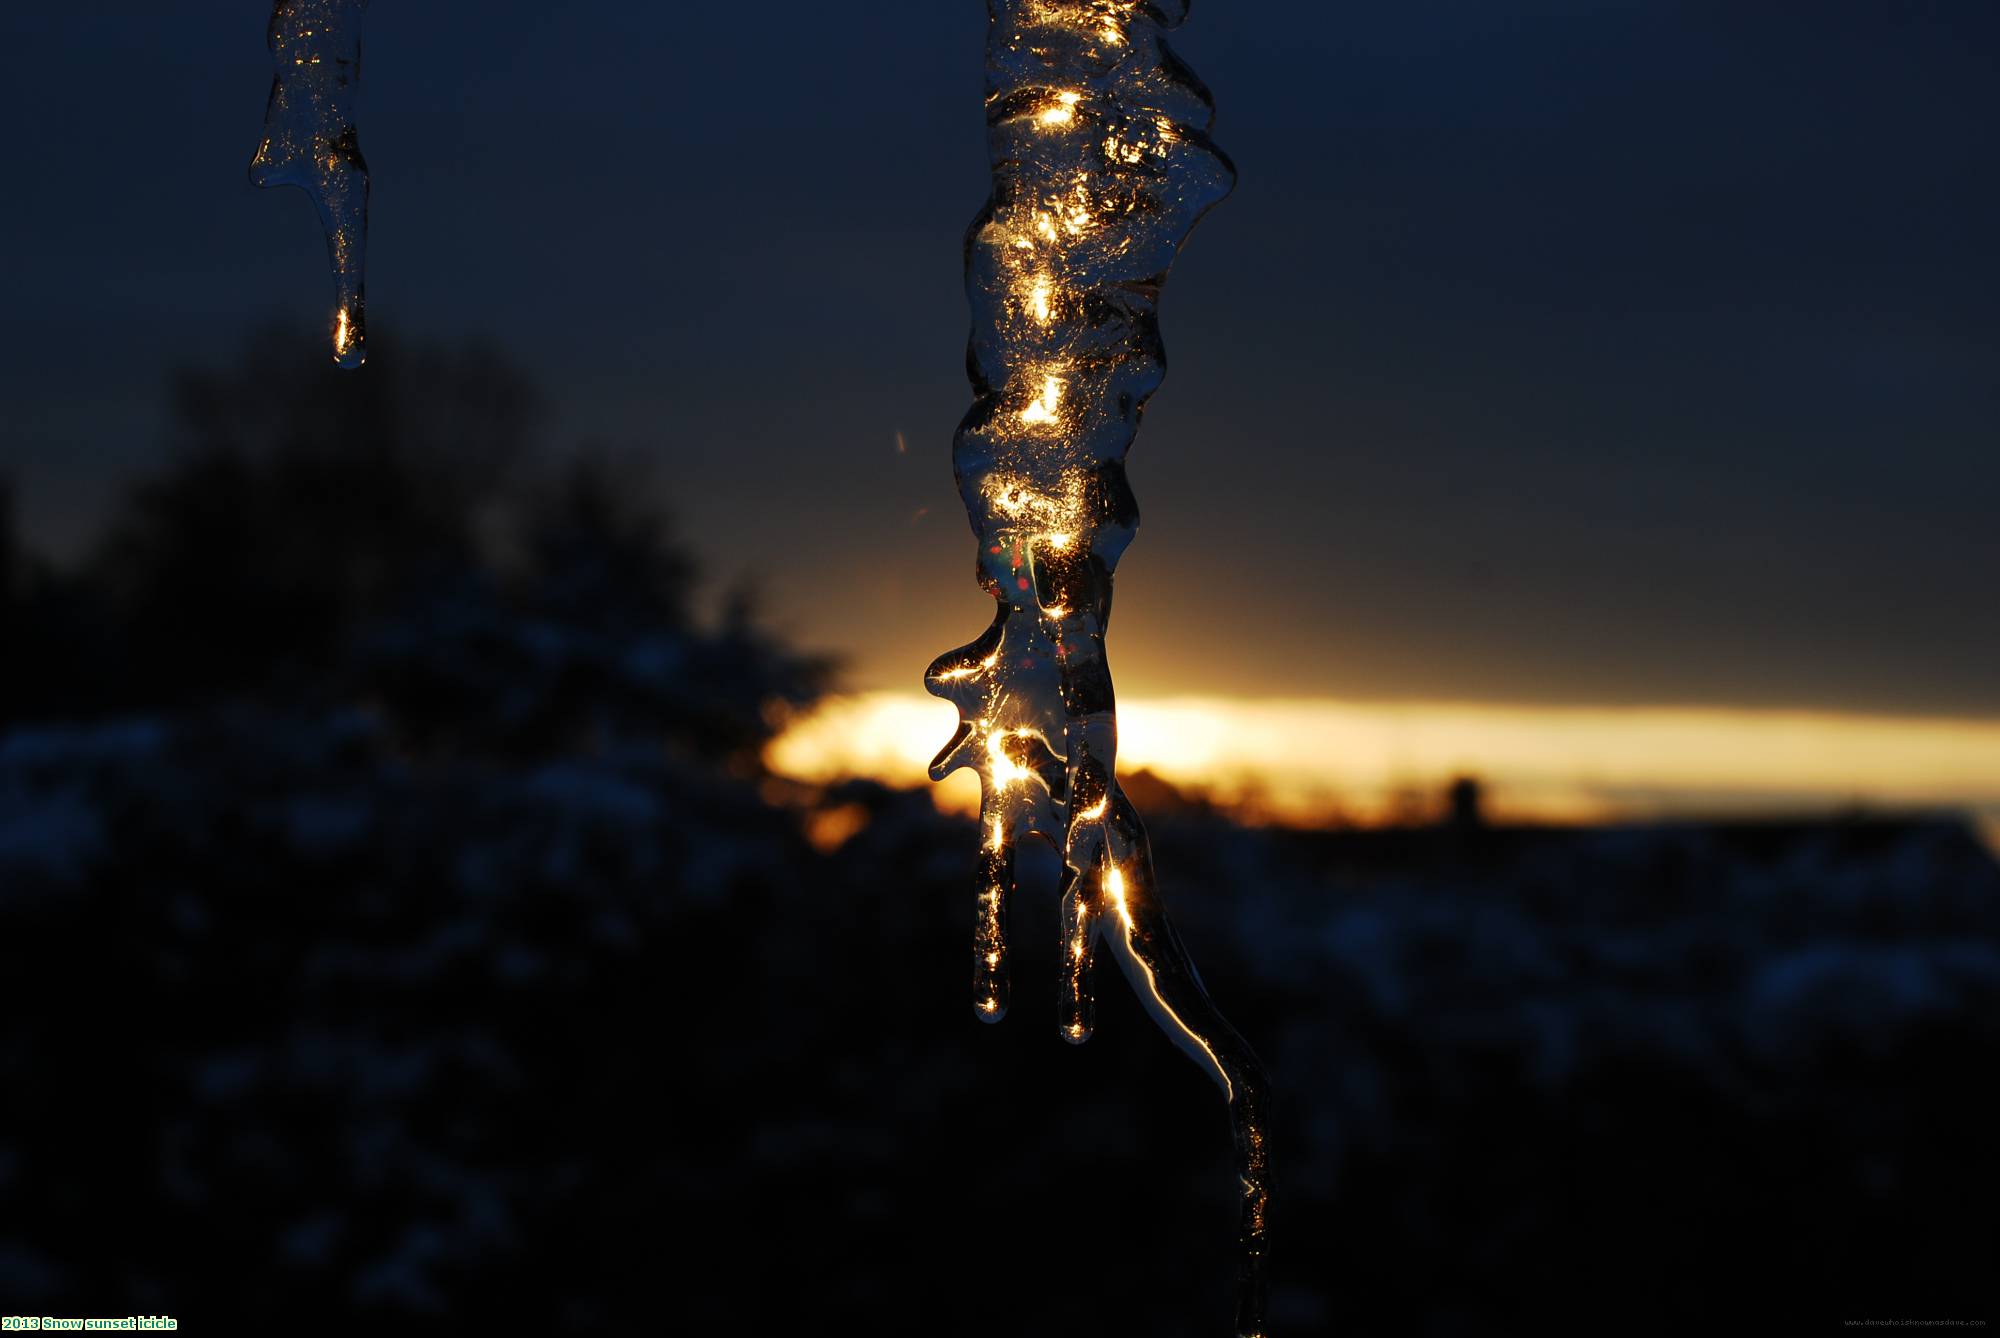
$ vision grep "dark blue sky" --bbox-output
[3,1,1995,712]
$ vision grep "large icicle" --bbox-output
[251,0,371,369]
[924,2,1271,1332]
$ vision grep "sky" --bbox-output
[2,2,1997,817]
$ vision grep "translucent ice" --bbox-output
[924,2,1271,1332]
[250,0,370,369]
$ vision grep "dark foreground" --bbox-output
[3,711,1994,1334]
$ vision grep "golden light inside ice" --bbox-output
[1018,374,1066,426]
[1027,274,1054,323]
[1038,91,1083,126]
[983,728,1037,787]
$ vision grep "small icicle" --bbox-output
[251,0,371,369]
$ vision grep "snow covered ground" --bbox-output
[2,713,1993,1334]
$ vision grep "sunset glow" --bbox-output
[770,693,2000,837]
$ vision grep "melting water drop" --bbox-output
[925,2,1271,1332]
[250,0,370,369]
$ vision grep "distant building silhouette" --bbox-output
[1447,775,1485,832]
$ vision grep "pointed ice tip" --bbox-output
[331,305,365,369]
[248,136,279,188]
[928,720,975,780]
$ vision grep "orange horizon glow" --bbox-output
[769,692,2000,843]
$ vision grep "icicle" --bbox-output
[250,0,370,369]
[924,2,1271,1332]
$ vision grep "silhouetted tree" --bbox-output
[1,325,827,760]
[357,448,827,765]
[0,477,16,603]
[0,478,107,721]
[78,326,537,710]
